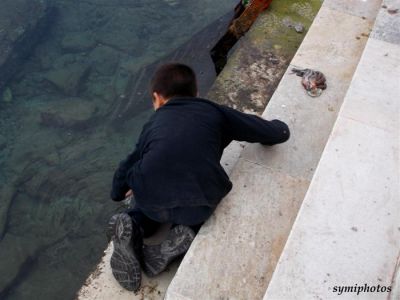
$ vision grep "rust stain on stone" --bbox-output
[230,0,274,38]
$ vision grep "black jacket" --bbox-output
[111,97,290,212]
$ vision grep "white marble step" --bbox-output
[165,1,382,299]
[264,1,400,299]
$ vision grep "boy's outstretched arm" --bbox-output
[110,148,140,201]
[110,119,153,201]
[219,105,290,145]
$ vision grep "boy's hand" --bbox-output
[125,189,133,197]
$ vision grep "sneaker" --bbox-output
[142,225,195,277]
[108,213,142,292]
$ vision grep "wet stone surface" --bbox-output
[209,0,322,113]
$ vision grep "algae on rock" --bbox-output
[208,0,322,113]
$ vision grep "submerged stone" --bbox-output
[44,64,91,96]
[0,134,6,150]
[89,45,121,76]
[109,11,235,125]
[2,87,12,102]
[0,0,55,92]
[39,97,96,130]
[0,234,40,296]
[61,31,97,53]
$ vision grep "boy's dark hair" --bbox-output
[150,63,198,98]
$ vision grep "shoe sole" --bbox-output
[143,225,195,277]
[109,213,141,292]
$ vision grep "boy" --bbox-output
[108,63,290,292]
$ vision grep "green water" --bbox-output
[0,1,237,299]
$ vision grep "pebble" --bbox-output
[294,23,305,33]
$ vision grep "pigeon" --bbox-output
[291,68,327,97]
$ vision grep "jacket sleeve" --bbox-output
[110,148,140,201]
[110,117,154,201]
[219,105,290,145]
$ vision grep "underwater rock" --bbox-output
[2,87,12,102]
[0,134,6,150]
[96,30,141,55]
[89,45,121,76]
[163,0,180,7]
[84,74,117,104]
[0,0,56,92]
[44,64,91,96]
[92,6,143,55]
[61,31,96,53]
[0,234,40,296]
[0,179,18,241]
[0,193,91,297]
[40,112,65,128]
[109,11,236,126]
[113,68,131,97]
[39,97,96,130]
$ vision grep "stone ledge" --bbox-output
[166,159,309,300]
[264,23,399,300]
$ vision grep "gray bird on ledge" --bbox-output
[292,68,327,97]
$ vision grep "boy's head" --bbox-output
[150,63,198,110]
